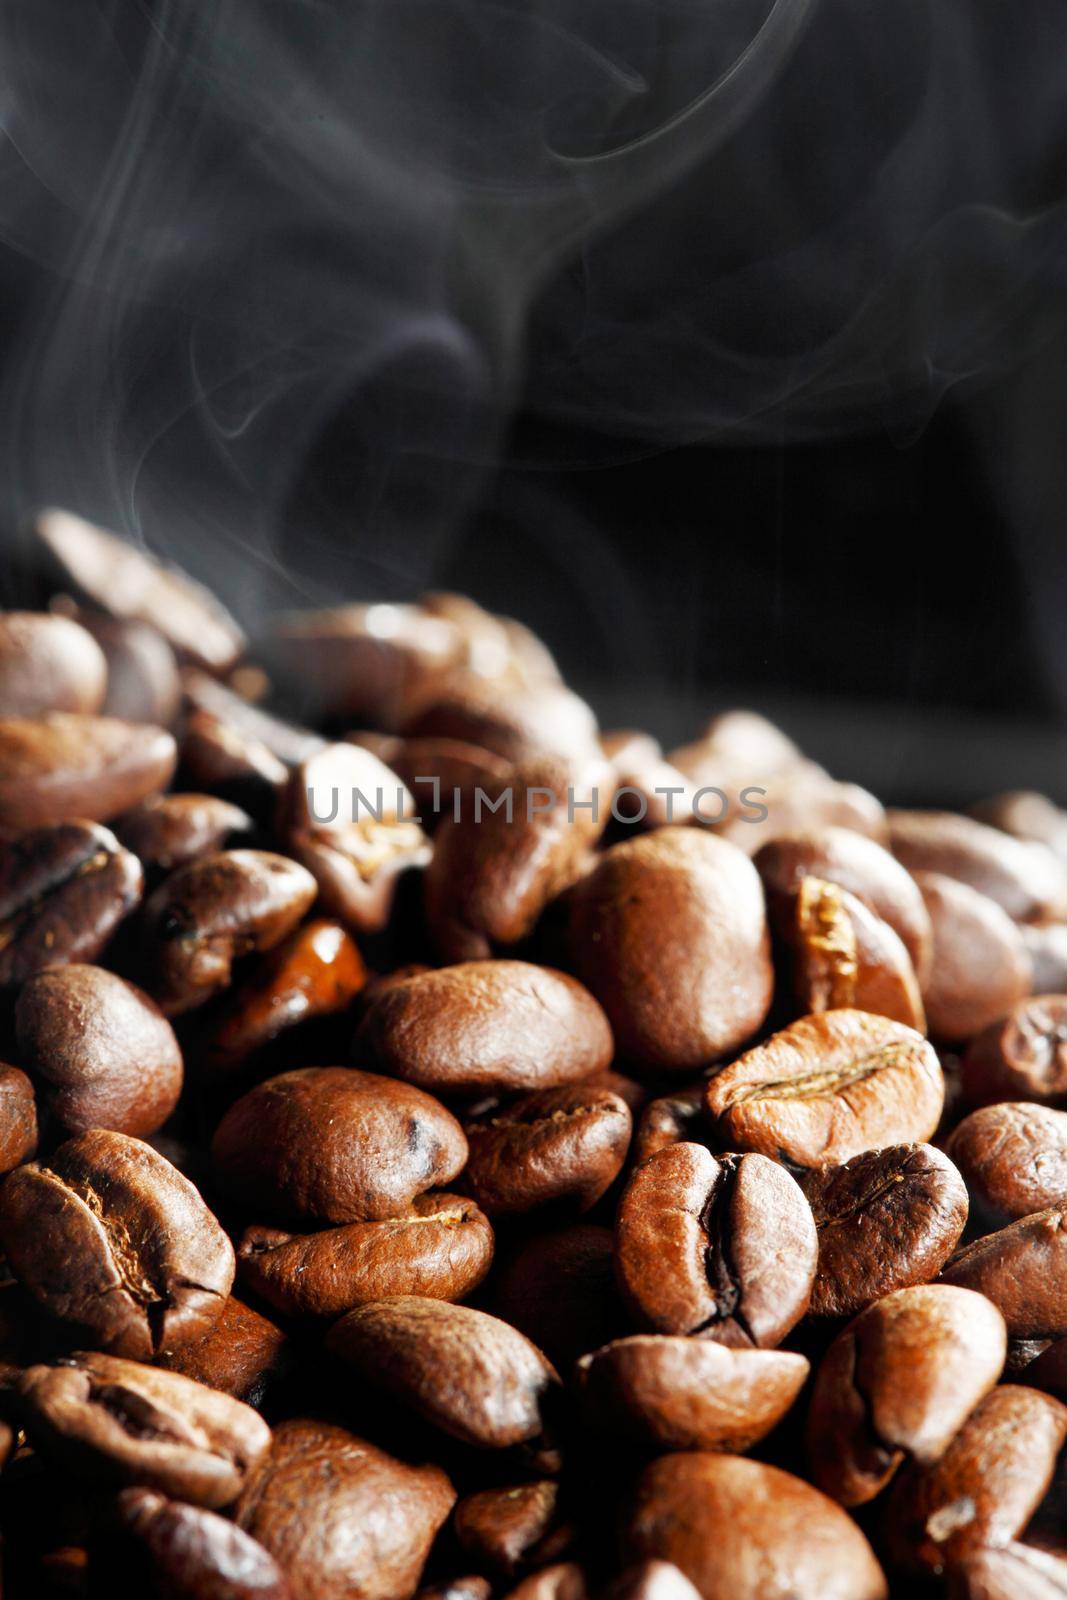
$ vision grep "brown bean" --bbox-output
[0,1063,37,1173]
[180,708,289,818]
[501,1564,588,1600]
[461,1085,632,1217]
[155,1295,290,1407]
[0,612,107,717]
[704,1010,944,1167]
[915,871,1032,1042]
[717,772,889,855]
[112,1487,292,1600]
[788,876,925,1029]
[116,792,254,880]
[947,1542,1067,1600]
[454,1481,569,1579]
[947,1103,1067,1224]
[941,1205,1067,1339]
[631,1084,708,1167]
[418,1579,493,1600]
[0,713,176,830]
[402,672,599,765]
[889,808,1066,924]
[961,996,1067,1108]
[182,667,323,767]
[377,735,512,832]
[1027,1336,1067,1402]
[601,732,704,829]
[601,1563,703,1600]
[1023,924,1067,995]
[488,1225,623,1370]
[74,611,182,726]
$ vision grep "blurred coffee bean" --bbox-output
[601,1564,703,1600]
[70,609,183,726]
[182,668,322,766]
[631,1084,707,1167]
[948,1103,1067,1223]
[1024,923,1067,995]
[111,1486,292,1599]
[180,708,289,819]
[488,1225,623,1369]
[417,1579,493,1600]
[116,793,255,882]
[915,871,1033,1042]
[501,1564,587,1600]
[889,808,1067,923]
[155,1295,290,1406]
[402,672,599,765]
[372,734,512,832]
[0,713,176,830]
[961,996,1067,1107]
[941,1204,1067,1339]
[600,731,703,829]
[787,876,925,1029]
[716,771,889,855]
[453,1481,569,1579]
[0,612,107,717]
[0,1063,37,1173]
[973,790,1067,867]
[461,1085,632,1217]
[947,1542,1067,1600]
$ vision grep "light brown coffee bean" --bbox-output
[461,1085,632,1217]
[0,612,107,717]
[1023,924,1067,995]
[961,996,1067,1107]
[717,772,889,855]
[112,1487,292,1600]
[788,876,925,1030]
[0,713,176,830]
[947,1542,1067,1600]
[948,1103,1067,1223]
[116,792,254,881]
[704,1010,944,1167]
[889,808,1066,924]
[915,872,1032,1042]
[155,1295,290,1407]
[0,1064,37,1174]
[74,610,182,726]
[940,1205,1067,1339]
[402,672,599,766]
[454,1481,569,1579]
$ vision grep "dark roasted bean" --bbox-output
[116,792,254,881]
[941,1204,1067,1339]
[961,996,1067,1107]
[0,1062,37,1173]
[112,1486,292,1599]
[631,1084,708,1166]
[74,610,183,726]
[402,672,599,765]
[453,1481,569,1579]
[0,713,176,830]
[947,1103,1067,1223]
[461,1085,632,1217]
[155,1295,290,1406]
[180,708,289,818]
[488,1225,623,1369]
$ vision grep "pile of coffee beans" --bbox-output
[0,507,1065,1599]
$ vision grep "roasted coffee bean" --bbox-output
[947,1542,1067,1600]
[890,808,1067,923]
[375,735,513,832]
[614,1143,817,1344]
[461,1085,632,1217]
[947,1103,1067,1223]
[116,793,254,881]
[282,742,430,935]
[1028,1336,1067,1401]
[356,960,613,1098]
[754,825,932,981]
[600,731,704,829]
[0,1062,37,1173]
[961,996,1067,1107]
[141,850,317,1015]
[704,1010,944,1167]
[941,1204,1067,1338]
[806,1284,1006,1506]
[973,789,1067,867]
[454,1481,569,1579]
[402,673,600,765]
[914,871,1033,1043]
[182,668,323,767]
[16,964,183,1136]
[568,830,774,1073]
[0,1130,234,1358]
[418,591,521,680]
[326,1298,560,1451]
[885,1385,1067,1575]
[787,876,925,1029]
[34,508,246,673]
[73,609,183,726]
[631,1084,707,1166]
[204,919,366,1076]
[800,1142,969,1319]
[577,1336,809,1453]
[623,1453,888,1600]
[237,1194,494,1319]
[425,756,608,960]
[668,709,802,794]
[718,771,889,854]
[156,1295,290,1406]
[601,1563,703,1600]
[17,1353,271,1507]
[180,708,289,818]
[1024,924,1067,995]
[212,1066,467,1224]
[488,1225,623,1369]
[0,713,176,831]
[418,1579,493,1600]
[112,1487,292,1599]
[0,611,107,717]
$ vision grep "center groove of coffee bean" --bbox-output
[726,1044,916,1106]
[0,847,114,950]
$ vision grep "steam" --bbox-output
[1,0,1065,604]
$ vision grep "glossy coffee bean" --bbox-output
[180,707,289,819]
[0,611,107,717]
[615,1143,817,1344]
[885,1385,1067,1575]
[915,871,1032,1043]
[112,1487,292,1599]
[947,1542,1067,1600]
[155,1295,290,1406]
[0,712,176,830]
[212,1067,467,1224]
[941,1204,1067,1339]
[402,672,599,765]
[326,1298,560,1451]
[0,820,143,988]
[17,1353,271,1507]
[0,1063,37,1173]
[800,1143,969,1319]
[355,961,613,1097]
[141,850,317,1015]
[0,1130,234,1358]
[568,830,774,1073]
[1024,923,1067,995]
[889,808,1066,924]
[787,876,925,1030]
[623,1453,888,1600]
[234,1417,455,1600]
[461,1085,632,1217]
[602,1563,703,1600]
[631,1084,707,1167]
[488,1224,624,1370]
[806,1284,1006,1506]
[181,667,324,768]
[375,734,512,833]
[16,964,183,1136]
[601,731,704,829]
[705,1010,944,1167]
[237,1194,494,1319]
[577,1336,809,1453]
[74,610,183,726]
[116,792,254,881]
[961,996,1067,1107]
[948,1103,1067,1223]
[454,1481,568,1579]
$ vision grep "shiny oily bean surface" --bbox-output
[112,1487,292,1600]
[961,996,1067,1108]
[238,1193,494,1319]
[789,876,925,1030]
[17,1353,271,1508]
[402,673,599,765]
[180,707,289,819]
[355,960,614,1097]
[0,611,107,717]
[806,1285,1006,1506]
[16,964,183,1137]
[568,829,774,1073]
[453,1481,568,1579]
[213,1066,468,1224]
[947,1103,1067,1223]
[948,1543,1067,1600]
[116,792,255,880]
[889,808,1066,924]
[0,712,176,829]
[0,1130,234,1359]
[705,1010,944,1168]
[156,1295,290,1407]
[623,1453,888,1600]
[0,1063,37,1173]
[632,1084,707,1167]
[915,872,1032,1043]
[941,1204,1067,1338]
[577,1336,809,1453]
[461,1084,632,1217]
[326,1297,560,1450]
[800,1142,969,1319]
[615,1142,817,1344]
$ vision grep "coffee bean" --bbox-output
[0,1130,234,1358]
[212,1066,467,1224]
[355,960,613,1098]
[17,1353,271,1507]
[601,731,703,830]
[141,850,317,1015]
[374,734,512,832]
[234,1417,456,1600]
[501,1563,588,1600]
[1023,924,1067,995]
[961,996,1067,1107]
[948,1103,1067,1223]
[914,872,1033,1043]
[0,713,176,830]
[941,1204,1067,1339]
[402,673,600,766]
[947,1541,1067,1600]
[622,1453,888,1600]
[577,1336,809,1452]
[631,1084,707,1167]
[182,667,323,767]
[602,1563,703,1600]
[237,1194,494,1319]
[704,1010,944,1167]
[418,1579,492,1600]
[116,792,254,881]
[155,1295,290,1407]
[16,964,183,1137]
[668,709,803,794]
[787,875,925,1029]
[800,1143,969,1318]
[112,1487,292,1599]
[488,1225,623,1370]
[885,1385,1067,1575]
[180,707,290,819]
[806,1284,1006,1506]
[325,1298,560,1451]
[454,1481,569,1579]
[0,1063,37,1173]
[461,1085,632,1217]
[0,612,107,717]
[568,830,774,1072]
[614,1143,817,1344]
[889,808,1067,924]
[717,771,889,856]
[74,610,183,726]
